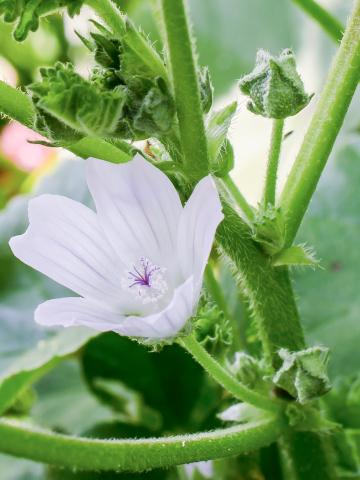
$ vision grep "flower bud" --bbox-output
[239,49,311,119]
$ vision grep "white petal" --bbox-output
[118,276,195,338]
[35,297,125,332]
[9,194,134,309]
[177,176,223,285]
[86,155,183,276]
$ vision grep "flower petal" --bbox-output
[177,176,223,286]
[35,297,125,331]
[86,155,183,277]
[117,276,195,338]
[9,194,135,310]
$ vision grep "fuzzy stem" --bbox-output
[217,202,306,369]
[222,174,255,221]
[292,0,344,43]
[179,335,280,412]
[280,0,360,246]
[280,432,337,480]
[0,417,283,471]
[160,0,209,179]
[263,119,284,206]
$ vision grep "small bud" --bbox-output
[227,352,262,389]
[252,204,286,256]
[198,66,213,113]
[239,49,311,119]
[273,346,331,404]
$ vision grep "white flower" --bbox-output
[9,155,223,339]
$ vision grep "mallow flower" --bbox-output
[9,155,224,340]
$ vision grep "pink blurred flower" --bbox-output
[0,122,56,171]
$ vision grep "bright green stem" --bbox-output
[0,417,283,471]
[280,432,337,480]
[292,0,344,43]
[280,0,360,246]
[222,174,255,221]
[0,80,131,163]
[160,0,209,179]
[204,265,244,351]
[217,203,305,368]
[179,335,279,412]
[263,119,284,206]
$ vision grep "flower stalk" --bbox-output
[280,0,360,246]
[179,335,280,413]
[263,119,284,206]
[0,416,284,471]
[160,0,209,180]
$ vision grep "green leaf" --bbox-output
[0,0,83,41]
[251,203,286,256]
[30,63,127,138]
[82,333,219,431]
[294,143,360,377]
[272,245,319,267]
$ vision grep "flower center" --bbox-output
[122,257,168,304]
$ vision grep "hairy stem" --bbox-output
[160,0,209,179]
[0,417,283,471]
[292,0,344,43]
[179,335,280,412]
[263,119,284,206]
[217,202,305,369]
[280,0,360,246]
[222,174,255,221]
[280,432,337,480]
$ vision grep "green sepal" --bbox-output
[207,102,237,177]
[198,66,213,113]
[0,0,83,41]
[272,244,319,267]
[285,403,340,433]
[239,49,311,119]
[252,204,286,255]
[273,346,331,404]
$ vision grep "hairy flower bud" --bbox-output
[239,49,312,119]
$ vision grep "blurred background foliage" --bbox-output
[0,0,359,478]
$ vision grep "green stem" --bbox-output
[0,80,131,163]
[0,416,283,471]
[263,119,284,206]
[292,0,344,43]
[205,265,244,351]
[160,0,209,179]
[280,432,337,480]
[222,174,255,221]
[280,0,360,246]
[217,202,305,368]
[179,335,279,412]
